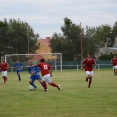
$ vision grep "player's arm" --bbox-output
[14,63,17,68]
[93,64,96,71]
[20,63,23,69]
[7,63,9,69]
[0,64,1,71]
[111,59,113,63]
[81,60,85,70]
[48,65,52,76]
[28,67,31,74]
[29,64,38,67]
[81,63,83,70]
[50,68,52,77]
[35,67,39,74]
[93,60,96,71]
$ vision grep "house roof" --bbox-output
[25,55,44,61]
[33,55,44,61]
[109,47,117,50]
[40,37,50,45]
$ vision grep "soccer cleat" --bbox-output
[45,89,48,91]
[86,78,88,82]
[34,87,37,90]
[57,85,60,91]
[19,78,21,81]
[88,85,90,88]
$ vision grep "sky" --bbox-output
[0,0,117,38]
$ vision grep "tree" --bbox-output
[111,21,117,45]
[50,33,74,61]
[83,26,98,57]
[50,18,82,61]
[0,18,39,58]
[0,19,9,57]
[50,17,117,61]
[82,24,113,58]
[94,24,112,47]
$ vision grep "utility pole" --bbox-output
[80,22,83,60]
[27,24,29,54]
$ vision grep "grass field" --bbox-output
[0,69,117,117]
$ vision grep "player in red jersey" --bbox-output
[111,55,117,75]
[81,53,96,88]
[36,59,60,91]
[0,58,9,83]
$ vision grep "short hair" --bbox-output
[40,59,45,62]
[88,53,92,56]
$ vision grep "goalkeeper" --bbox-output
[28,60,48,91]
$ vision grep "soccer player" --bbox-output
[32,59,38,65]
[36,59,60,91]
[14,60,23,81]
[28,60,47,91]
[81,53,96,88]
[0,58,9,83]
[111,55,117,75]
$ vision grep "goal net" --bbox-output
[5,53,62,72]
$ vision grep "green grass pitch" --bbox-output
[0,69,117,117]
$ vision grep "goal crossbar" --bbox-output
[5,53,62,71]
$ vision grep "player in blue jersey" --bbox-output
[28,60,47,91]
[14,60,23,81]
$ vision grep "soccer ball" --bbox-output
[29,85,34,91]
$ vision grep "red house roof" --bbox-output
[33,55,44,61]
[40,37,50,45]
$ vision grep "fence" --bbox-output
[7,64,113,72]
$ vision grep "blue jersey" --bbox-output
[14,62,22,70]
[28,66,40,76]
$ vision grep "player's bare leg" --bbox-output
[87,74,92,88]
[3,76,7,83]
[114,69,115,74]
[3,76,5,83]
[39,80,48,91]
[17,72,21,81]
[115,69,117,75]
[88,77,92,88]
[49,82,60,91]
[86,77,88,82]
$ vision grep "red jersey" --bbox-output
[81,58,96,71]
[0,62,9,71]
[111,58,117,66]
[37,62,52,76]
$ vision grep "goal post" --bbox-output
[5,53,62,71]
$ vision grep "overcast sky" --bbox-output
[0,0,117,38]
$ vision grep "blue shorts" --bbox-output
[30,75,41,82]
[17,70,22,74]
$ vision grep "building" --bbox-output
[95,36,117,58]
[35,37,56,61]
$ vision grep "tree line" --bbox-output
[0,18,117,61]
[50,17,117,61]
